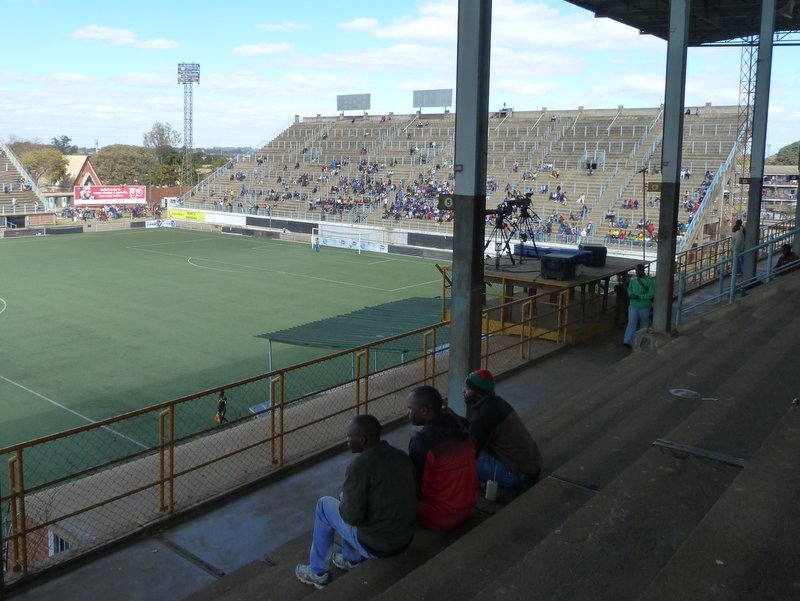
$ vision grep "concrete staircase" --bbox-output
[180,272,800,601]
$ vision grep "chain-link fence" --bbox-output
[1,290,576,586]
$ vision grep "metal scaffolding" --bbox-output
[734,38,757,220]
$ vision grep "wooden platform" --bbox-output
[483,255,646,343]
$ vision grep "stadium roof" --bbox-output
[258,297,446,352]
[566,1,800,46]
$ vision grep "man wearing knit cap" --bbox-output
[463,369,542,490]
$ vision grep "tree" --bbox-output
[92,145,156,185]
[51,135,78,154]
[142,122,181,165]
[21,148,68,185]
[765,140,800,166]
[8,137,50,157]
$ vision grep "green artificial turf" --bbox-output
[0,228,445,449]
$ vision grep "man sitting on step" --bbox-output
[407,386,477,531]
[295,414,418,589]
[463,369,543,491]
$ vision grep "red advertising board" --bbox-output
[73,185,147,205]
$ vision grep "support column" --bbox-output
[447,0,492,413]
[652,0,690,333]
[795,146,800,255]
[744,0,776,277]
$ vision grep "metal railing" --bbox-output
[0,142,48,209]
[677,117,751,252]
[675,224,799,325]
[1,289,579,585]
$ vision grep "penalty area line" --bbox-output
[0,375,148,449]
[0,297,6,315]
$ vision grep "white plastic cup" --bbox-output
[485,479,498,501]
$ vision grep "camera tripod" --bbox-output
[484,214,516,269]
[511,208,542,263]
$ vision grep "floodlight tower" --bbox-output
[177,63,200,188]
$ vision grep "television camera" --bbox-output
[484,193,541,268]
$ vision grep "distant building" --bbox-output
[41,155,102,209]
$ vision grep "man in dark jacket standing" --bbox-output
[295,414,417,589]
[463,369,542,491]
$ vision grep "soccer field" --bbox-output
[0,228,445,448]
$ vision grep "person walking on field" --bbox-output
[623,264,655,349]
[215,390,229,424]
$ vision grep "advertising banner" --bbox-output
[319,237,388,254]
[145,219,177,229]
[168,209,206,222]
[74,185,147,205]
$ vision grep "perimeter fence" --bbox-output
[1,289,569,586]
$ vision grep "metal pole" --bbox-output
[652,0,690,333]
[640,166,648,263]
[794,144,800,255]
[447,0,492,413]
[744,0,775,278]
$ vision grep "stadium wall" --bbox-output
[167,207,454,257]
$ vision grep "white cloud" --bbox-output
[70,24,137,45]
[256,22,310,32]
[137,38,179,50]
[340,18,380,32]
[231,42,293,57]
[70,25,178,51]
[50,72,91,83]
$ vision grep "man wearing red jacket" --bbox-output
[407,386,477,531]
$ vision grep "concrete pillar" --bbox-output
[447,0,492,413]
[744,0,776,277]
[652,0,690,334]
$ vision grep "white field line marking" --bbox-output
[387,279,441,292]
[187,257,244,273]
[127,246,409,292]
[367,258,396,265]
[0,298,6,315]
[0,375,148,449]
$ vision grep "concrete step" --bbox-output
[530,292,789,491]
[182,510,493,601]
[368,478,596,601]
[471,445,742,601]
[640,406,800,600]
[656,307,799,462]
[181,560,275,601]
[180,533,313,601]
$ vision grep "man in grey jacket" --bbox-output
[295,414,417,589]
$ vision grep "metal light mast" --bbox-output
[734,39,756,220]
[177,63,200,189]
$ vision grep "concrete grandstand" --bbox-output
[180,104,742,256]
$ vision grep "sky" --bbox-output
[1,0,797,154]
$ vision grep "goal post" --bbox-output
[311,225,388,254]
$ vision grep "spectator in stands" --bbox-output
[462,370,542,491]
[407,386,477,531]
[623,264,655,348]
[775,243,799,275]
[295,415,417,589]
